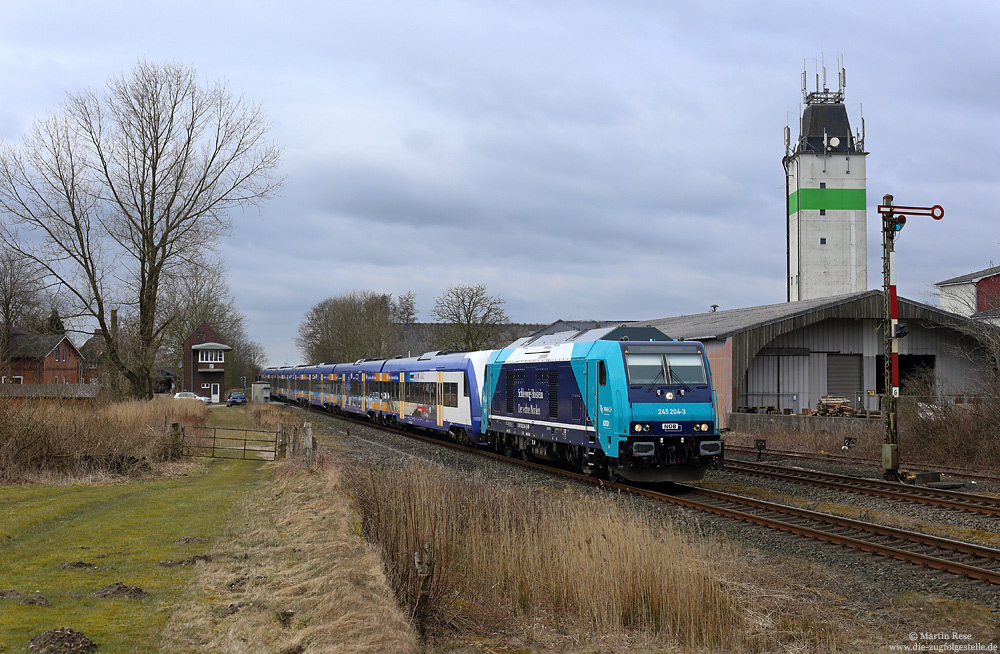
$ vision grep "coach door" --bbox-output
[436,371,444,428]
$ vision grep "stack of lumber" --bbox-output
[814,396,857,417]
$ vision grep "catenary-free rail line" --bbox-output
[726,443,1000,484]
[304,406,1000,586]
[723,459,1000,517]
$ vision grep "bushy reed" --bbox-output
[0,396,207,483]
[345,464,745,650]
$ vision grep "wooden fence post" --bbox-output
[303,422,313,467]
[276,425,287,459]
[170,423,182,459]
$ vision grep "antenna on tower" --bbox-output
[784,125,791,156]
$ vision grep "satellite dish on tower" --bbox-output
[828,136,840,150]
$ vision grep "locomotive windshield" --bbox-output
[625,352,708,386]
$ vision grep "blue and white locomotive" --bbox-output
[259,325,724,483]
[480,325,723,482]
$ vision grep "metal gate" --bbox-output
[180,425,279,461]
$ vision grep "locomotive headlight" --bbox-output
[634,424,642,433]
[665,392,674,400]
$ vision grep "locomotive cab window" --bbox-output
[625,351,708,386]
[664,353,708,385]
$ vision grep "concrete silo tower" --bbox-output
[783,65,867,302]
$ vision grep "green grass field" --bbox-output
[0,410,272,653]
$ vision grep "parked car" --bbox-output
[226,391,247,407]
[174,391,211,404]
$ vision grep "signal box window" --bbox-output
[198,350,224,363]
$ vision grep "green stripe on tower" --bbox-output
[788,188,866,215]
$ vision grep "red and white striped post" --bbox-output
[876,195,944,481]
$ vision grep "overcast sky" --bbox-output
[2,1,998,364]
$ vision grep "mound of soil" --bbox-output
[159,554,212,567]
[174,536,204,544]
[0,589,23,600]
[21,594,50,606]
[27,627,97,653]
[91,582,148,599]
[59,561,95,570]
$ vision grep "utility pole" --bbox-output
[876,195,944,481]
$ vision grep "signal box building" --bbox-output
[182,323,232,403]
[641,291,977,428]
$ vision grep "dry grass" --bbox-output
[345,464,746,652]
[159,456,418,654]
[725,396,1000,471]
[0,396,209,484]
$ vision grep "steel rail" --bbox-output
[725,444,1000,484]
[299,405,1000,585]
[723,459,1000,516]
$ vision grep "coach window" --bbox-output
[443,382,458,407]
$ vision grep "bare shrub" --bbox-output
[897,369,1000,470]
[0,396,206,483]
[344,464,745,649]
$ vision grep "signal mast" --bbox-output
[877,195,944,481]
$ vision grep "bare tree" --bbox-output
[296,290,403,364]
[393,290,417,325]
[0,248,48,373]
[159,255,267,390]
[431,283,510,351]
[0,60,282,398]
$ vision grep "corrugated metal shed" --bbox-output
[639,290,973,422]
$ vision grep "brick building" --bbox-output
[182,323,231,403]
[4,332,82,384]
[79,329,107,384]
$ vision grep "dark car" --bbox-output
[226,391,247,407]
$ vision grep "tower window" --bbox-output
[820,182,826,188]
[820,238,827,245]
[819,209,826,215]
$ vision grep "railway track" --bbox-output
[723,459,1000,517]
[726,443,1000,484]
[303,406,1000,586]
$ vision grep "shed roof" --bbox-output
[936,265,1000,287]
[639,290,965,341]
